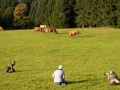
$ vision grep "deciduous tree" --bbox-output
[13,3,29,28]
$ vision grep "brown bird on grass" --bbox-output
[47,61,50,65]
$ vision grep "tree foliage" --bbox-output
[13,3,29,28]
[2,7,14,28]
[0,0,120,29]
[0,0,18,28]
[29,0,48,28]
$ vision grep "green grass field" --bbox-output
[0,28,120,90]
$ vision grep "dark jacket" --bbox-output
[4,63,15,73]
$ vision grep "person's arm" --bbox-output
[9,63,13,70]
[52,72,55,78]
[115,74,118,79]
[63,72,65,80]
[108,73,111,80]
[108,75,110,80]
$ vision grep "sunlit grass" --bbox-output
[0,28,120,90]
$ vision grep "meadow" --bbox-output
[0,28,120,90]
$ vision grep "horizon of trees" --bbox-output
[0,0,120,29]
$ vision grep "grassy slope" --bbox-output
[0,28,120,90]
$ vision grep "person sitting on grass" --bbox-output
[4,61,16,73]
[52,65,67,85]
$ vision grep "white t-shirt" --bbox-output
[52,69,65,82]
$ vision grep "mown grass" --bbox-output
[0,28,120,90]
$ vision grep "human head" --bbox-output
[58,65,63,70]
[11,61,15,65]
[110,71,114,74]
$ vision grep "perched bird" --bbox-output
[47,61,50,65]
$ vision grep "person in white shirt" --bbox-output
[52,65,67,85]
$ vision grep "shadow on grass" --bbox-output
[15,70,31,73]
[67,79,88,84]
[74,34,95,38]
[79,35,95,38]
[58,32,67,34]
[15,70,23,72]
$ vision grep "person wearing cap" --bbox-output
[107,70,120,85]
[52,65,67,85]
[4,61,16,73]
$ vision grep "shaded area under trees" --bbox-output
[0,0,120,29]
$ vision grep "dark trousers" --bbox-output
[4,69,15,73]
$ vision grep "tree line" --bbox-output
[0,0,120,29]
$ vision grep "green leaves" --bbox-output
[0,0,120,29]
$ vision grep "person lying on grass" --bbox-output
[52,65,67,85]
[4,61,16,73]
[104,70,120,85]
